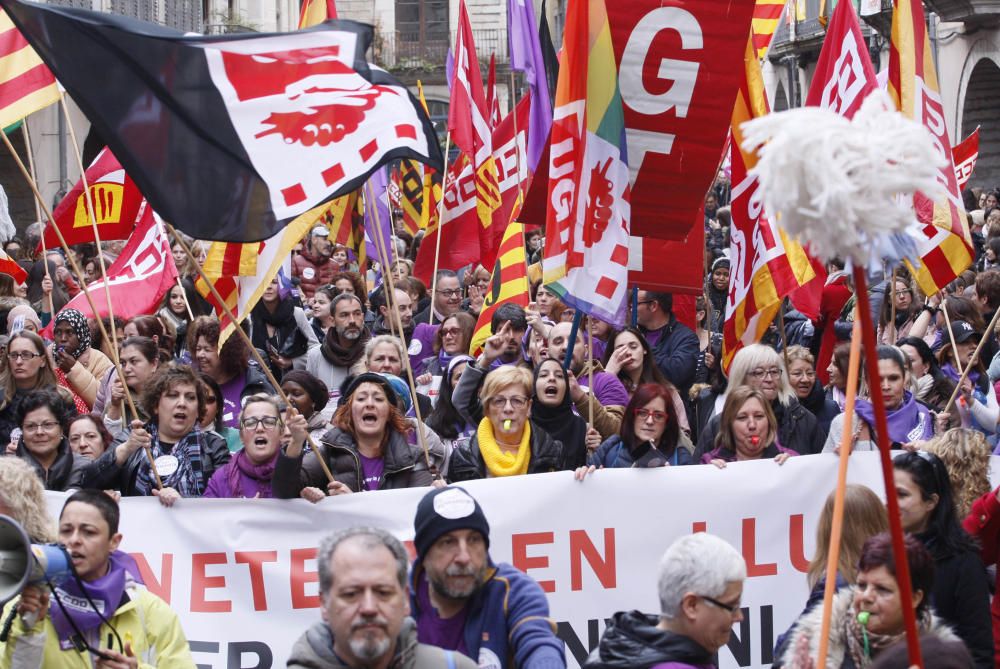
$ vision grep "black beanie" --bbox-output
[413,487,490,560]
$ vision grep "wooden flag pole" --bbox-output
[888,268,898,345]
[428,132,452,327]
[60,94,131,417]
[18,124,53,315]
[853,265,924,668]
[165,224,337,485]
[586,320,594,428]
[815,315,863,667]
[366,181,436,474]
[939,295,963,376]
[176,276,195,321]
[509,70,525,203]
[0,129,162,489]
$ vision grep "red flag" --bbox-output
[486,53,502,129]
[953,128,979,190]
[0,248,26,284]
[50,203,177,323]
[38,147,144,253]
[413,155,480,282]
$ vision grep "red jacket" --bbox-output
[963,488,1000,668]
[814,273,852,385]
[291,248,338,299]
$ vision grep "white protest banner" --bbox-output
[39,453,900,669]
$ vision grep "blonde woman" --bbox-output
[448,366,566,480]
[0,456,55,542]
[921,428,991,519]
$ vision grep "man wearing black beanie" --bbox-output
[410,487,566,669]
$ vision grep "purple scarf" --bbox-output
[942,362,981,387]
[226,448,277,499]
[50,551,143,650]
[854,391,933,444]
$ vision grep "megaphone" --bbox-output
[0,514,72,604]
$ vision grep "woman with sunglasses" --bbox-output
[893,451,992,667]
[577,384,692,478]
[447,366,566,481]
[204,395,307,498]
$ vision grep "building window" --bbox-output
[395,0,449,62]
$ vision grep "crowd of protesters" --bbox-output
[1,181,1000,667]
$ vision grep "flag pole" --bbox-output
[366,181,436,474]
[585,317,594,428]
[939,294,963,377]
[815,314,863,667]
[176,276,195,321]
[852,265,924,668]
[509,70,524,202]
[888,267,898,345]
[165,224,337,485]
[428,132,452,327]
[18,124,52,315]
[0,128,162,489]
[362,188,400,343]
[59,94,131,419]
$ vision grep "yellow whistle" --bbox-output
[503,419,512,431]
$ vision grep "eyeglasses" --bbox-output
[241,416,281,430]
[437,289,463,298]
[748,368,782,379]
[699,595,742,615]
[635,300,655,307]
[440,327,461,338]
[23,420,60,433]
[487,395,528,409]
[789,370,816,380]
[635,408,668,423]
[8,351,42,361]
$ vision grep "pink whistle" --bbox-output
[750,436,760,446]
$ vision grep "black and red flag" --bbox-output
[1,0,443,242]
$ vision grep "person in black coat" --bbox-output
[635,291,700,400]
[893,451,993,668]
[785,345,840,441]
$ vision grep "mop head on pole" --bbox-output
[739,92,943,266]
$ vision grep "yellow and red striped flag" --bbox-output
[297,0,337,29]
[469,221,529,356]
[751,0,785,59]
[0,9,59,128]
[889,0,972,295]
[722,38,815,370]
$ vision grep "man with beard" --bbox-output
[288,527,478,669]
[584,533,746,669]
[306,293,370,405]
[293,226,338,299]
[410,487,565,669]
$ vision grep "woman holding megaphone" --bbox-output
[0,489,194,667]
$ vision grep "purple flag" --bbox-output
[507,0,552,171]
[363,165,394,267]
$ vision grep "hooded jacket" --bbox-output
[271,426,437,497]
[582,611,715,669]
[410,561,565,669]
[287,618,478,669]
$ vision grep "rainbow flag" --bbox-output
[723,38,815,370]
[0,9,58,129]
[470,222,530,355]
[889,0,972,295]
[541,0,630,326]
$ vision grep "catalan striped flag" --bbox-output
[469,221,530,355]
[541,0,631,326]
[397,159,426,236]
[722,38,815,371]
[297,0,337,29]
[889,0,972,296]
[0,9,58,129]
[751,0,786,59]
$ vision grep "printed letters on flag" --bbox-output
[723,39,814,371]
[888,0,973,295]
[953,128,979,190]
[39,147,143,253]
[1,0,442,243]
[470,222,530,355]
[397,159,427,236]
[0,8,58,129]
[542,0,631,327]
[56,203,178,322]
[606,0,755,240]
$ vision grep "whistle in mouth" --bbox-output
[503,419,512,431]
[750,436,760,446]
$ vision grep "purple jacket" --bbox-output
[700,441,798,464]
[409,323,439,374]
[580,370,629,407]
[203,451,276,499]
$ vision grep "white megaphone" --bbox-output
[0,514,72,604]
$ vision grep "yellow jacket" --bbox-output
[1,581,195,668]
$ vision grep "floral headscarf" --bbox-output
[54,309,91,358]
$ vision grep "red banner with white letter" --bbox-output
[953,127,979,190]
[606,0,756,239]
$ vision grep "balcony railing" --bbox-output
[373,29,508,71]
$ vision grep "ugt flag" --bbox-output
[1,0,443,243]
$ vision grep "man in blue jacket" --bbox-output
[635,290,699,398]
[410,486,566,669]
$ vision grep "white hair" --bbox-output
[658,533,746,619]
[725,343,794,406]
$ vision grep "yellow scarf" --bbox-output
[477,417,531,477]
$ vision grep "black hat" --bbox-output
[949,320,980,344]
[413,487,490,560]
[337,372,399,408]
